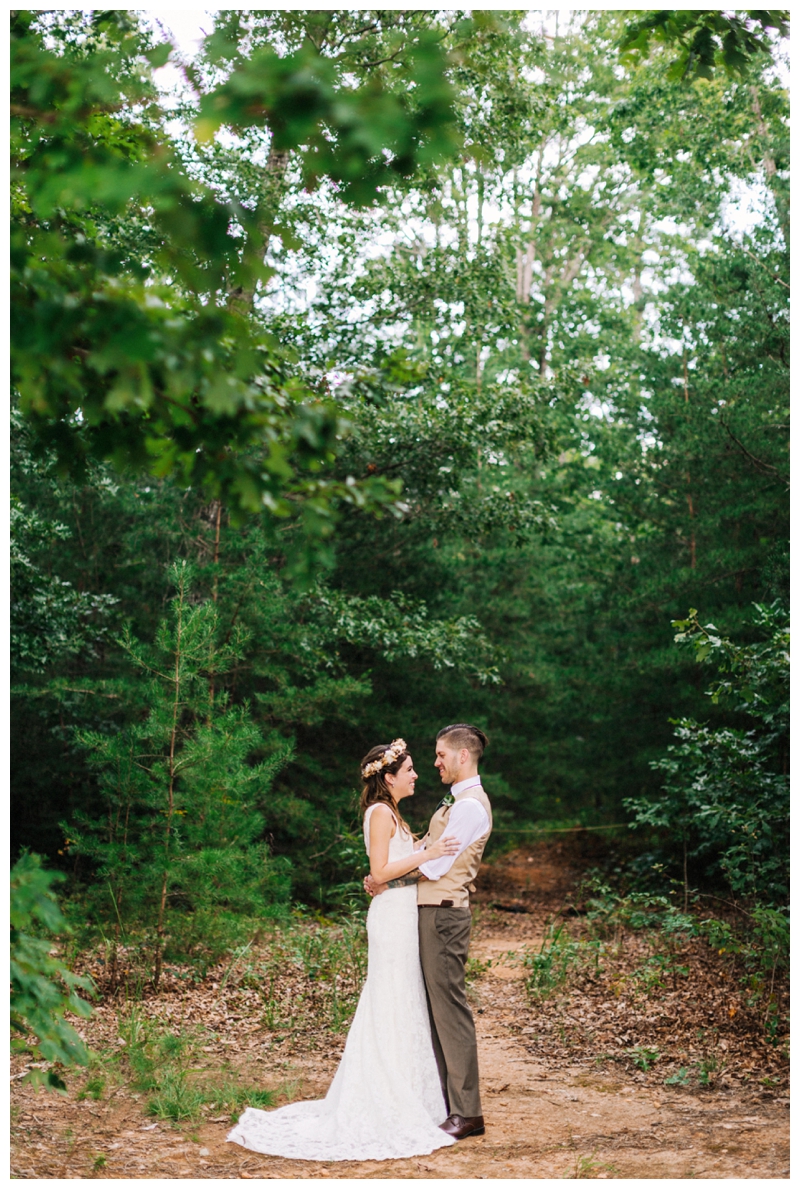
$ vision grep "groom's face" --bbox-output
[434,741,462,784]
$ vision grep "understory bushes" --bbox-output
[10,852,95,1090]
[625,603,789,909]
[525,600,790,1069]
[109,1007,278,1123]
[14,912,369,1105]
[76,913,368,1026]
[518,880,789,1090]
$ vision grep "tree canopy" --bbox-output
[11,9,789,946]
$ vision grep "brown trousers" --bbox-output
[418,905,482,1119]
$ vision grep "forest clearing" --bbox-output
[11,10,789,1178]
[11,837,789,1179]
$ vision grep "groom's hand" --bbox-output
[363,874,388,897]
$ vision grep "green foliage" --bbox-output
[194,23,459,202]
[748,905,790,976]
[63,561,294,982]
[221,916,368,1034]
[465,956,495,983]
[697,1054,719,1088]
[10,9,453,562]
[117,1007,277,1122]
[565,1152,622,1179]
[289,7,788,828]
[78,1073,106,1102]
[583,874,787,1033]
[630,954,689,992]
[10,495,117,672]
[582,880,698,940]
[626,1045,660,1071]
[700,904,789,986]
[312,586,500,685]
[523,924,601,997]
[626,604,789,904]
[10,10,789,926]
[10,853,94,1089]
[664,1066,690,1086]
[619,10,789,81]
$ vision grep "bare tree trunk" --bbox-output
[749,84,776,180]
[516,190,542,304]
[212,500,222,598]
[631,269,644,342]
[516,148,544,306]
[227,146,291,316]
[536,249,587,375]
[750,83,788,245]
[515,149,546,363]
[207,500,222,723]
[630,237,645,344]
[629,208,649,343]
[683,343,697,569]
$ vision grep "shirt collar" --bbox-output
[451,775,483,798]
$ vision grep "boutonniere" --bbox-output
[438,792,455,810]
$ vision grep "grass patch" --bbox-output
[77,1073,106,1101]
[523,925,604,997]
[111,1006,278,1122]
[465,956,495,983]
[626,1045,659,1071]
[563,1151,622,1179]
[232,916,368,1034]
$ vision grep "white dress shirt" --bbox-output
[418,776,490,881]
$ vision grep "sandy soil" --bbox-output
[10,841,789,1179]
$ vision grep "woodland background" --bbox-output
[10,8,788,1078]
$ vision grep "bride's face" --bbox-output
[386,755,417,801]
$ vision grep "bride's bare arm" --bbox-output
[368,805,458,885]
[381,834,429,887]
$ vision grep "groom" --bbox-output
[366,723,492,1140]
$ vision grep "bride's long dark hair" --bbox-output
[359,743,413,836]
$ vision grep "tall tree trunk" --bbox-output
[683,342,696,569]
[154,568,186,989]
[750,83,788,246]
[630,221,648,345]
[207,500,222,722]
[516,147,544,302]
[515,148,545,363]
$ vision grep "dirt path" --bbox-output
[11,843,789,1179]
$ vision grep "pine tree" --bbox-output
[64,561,293,985]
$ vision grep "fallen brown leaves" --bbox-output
[510,926,789,1092]
[476,839,789,1096]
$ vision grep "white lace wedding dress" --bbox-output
[226,805,455,1161]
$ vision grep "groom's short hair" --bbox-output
[436,723,488,760]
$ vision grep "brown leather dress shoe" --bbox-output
[439,1113,485,1139]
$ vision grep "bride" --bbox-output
[227,738,460,1161]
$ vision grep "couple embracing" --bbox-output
[228,723,492,1162]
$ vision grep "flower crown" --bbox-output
[361,738,407,779]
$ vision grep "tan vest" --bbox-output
[417,786,492,908]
